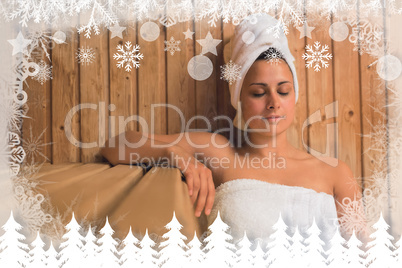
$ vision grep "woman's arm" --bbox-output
[100,130,233,217]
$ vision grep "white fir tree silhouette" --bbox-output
[303,218,327,267]
[203,211,237,267]
[326,227,347,267]
[288,226,307,267]
[345,230,366,267]
[0,211,30,268]
[158,212,188,267]
[83,225,100,268]
[234,231,254,267]
[393,235,402,266]
[119,226,141,267]
[97,217,120,268]
[365,213,396,267]
[265,213,292,267]
[45,241,60,268]
[252,240,267,268]
[137,229,159,267]
[29,231,47,267]
[58,212,85,268]
[186,231,205,268]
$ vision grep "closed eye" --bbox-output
[253,93,265,97]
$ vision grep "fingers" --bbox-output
[190,170,200,205]
[182,160,215,218]
[185,172,193,196]
[194,170,208,217]
[204,175,215,216]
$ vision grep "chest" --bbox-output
[212,154,334,195]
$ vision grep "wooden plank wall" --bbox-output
[22,11,388,186]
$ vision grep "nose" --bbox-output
[266,93,280,110]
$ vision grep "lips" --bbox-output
[262,115,286,119]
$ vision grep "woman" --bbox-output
[101,14,363,246]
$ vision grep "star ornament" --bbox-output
[196,31,222,56]
[183,28,195,40]
[8,31,32,56]
[296,22,315,39]
[109,24,126,39]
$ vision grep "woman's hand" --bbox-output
[168,145,215,218]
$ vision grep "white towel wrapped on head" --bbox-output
[223,14,299,130]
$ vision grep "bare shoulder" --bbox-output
[318,157,360,200]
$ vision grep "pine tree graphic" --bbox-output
[252,240,267,268]
[345,230,366,267]
[365,213,396,267]
[97,217,120,268]
[265,213,292,267]
[393,235,402,266]
[45,241,60,268]
[83,225,100,268]
[137,229,159,267]
[119,226,141,267]
[288,226,307,267]
[234,231,254,267]
[326,227,347,267]
[58,212,85,268]
[29,231,47,267]
[203,211,237,267]
[303,218,327,267]
[186,231,205,268]
[158,212,188,267]
[0,211,30,268]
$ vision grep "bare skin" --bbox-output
[100,59,362,223]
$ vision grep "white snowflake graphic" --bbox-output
[164,36,181,56]
[264,47,285,64]
[220,60,241,85]
[1,132,26,175]
[348,17,384,57]
[337,194,370,238]
[76,46,96,66]
[22,125,52,162]
[14,184,53,232]
[302,41,333,72]
[31,60,52,85]
[26,30,54,61]
[77,1,118,38]
[0,99,28,132]
[113,41,144,72]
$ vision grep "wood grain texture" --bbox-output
[137,20,167,135]
[304,18,336,158]
[109,23,138,138]
[359,16,387,188]
[332,15,362,178]
[286,17,309,152]
[166,20,196,135]
[79,29,110,163]
[51,27,80,163]
[218,20,237,143]
[194,18,221,132]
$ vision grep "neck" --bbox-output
[241,129,292,158]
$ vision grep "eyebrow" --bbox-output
[249,81,291,87]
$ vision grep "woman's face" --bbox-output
[240,59,296,136]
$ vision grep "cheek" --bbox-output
[241,99,264,118]
[283,102,295,120]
